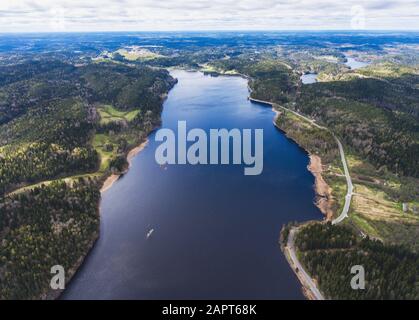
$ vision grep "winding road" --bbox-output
[250,98,353,225]
[250,97,354,300]
[331,138,354,225]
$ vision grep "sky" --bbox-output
[0,0,418,32]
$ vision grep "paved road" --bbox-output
[331,138,353,225]
[250,98,353,225]
[250,97,355,299]
[286,227,325,300]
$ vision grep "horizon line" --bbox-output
[1,29,419,35]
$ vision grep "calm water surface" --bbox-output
[345,57,369,70]
[300,73,318,84]
[62,70,323,299]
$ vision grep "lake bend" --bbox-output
[62,70,323,299]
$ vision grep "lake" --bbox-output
[300,73,318,84]
[345,57,369,70]
[62,70,323,299]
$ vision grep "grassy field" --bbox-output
[344,153,419,250]
[275,105,419,251]
[97,104,140,124]
[115,48,162,61]
[92,133,116,172]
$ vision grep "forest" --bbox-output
[294,223,419,300]
[208,57,419,180]
[0,58,175,299]
[0,179,100,299]
[296,74,419,178]
[209,58,298,104]
[0,42,418,300]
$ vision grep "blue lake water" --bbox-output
[62,70,323,299]
[345,57,369,70]
[300,73,318,84]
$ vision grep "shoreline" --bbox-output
[57,74,177,300]
[307,155,334,221]
[100,139,149,194]
[282,226,325,300]
[250,96,329,300]
[60,73,326,300]
[250,97,333,220]
[53,137,152,300]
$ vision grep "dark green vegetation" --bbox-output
[0,59,175,299]
[232,59,419,181]
[0,33,418,300]
[275,110,338,165]
[0,61,175,194]
[297,69,419,179]
[210,59,298,104]
[0,61,79,125]
[207,56,419,183]
[0,179,100,299]
[0,98,98,194]
[295,223,419,300]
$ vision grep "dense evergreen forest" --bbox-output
[0,40,417,300]
[0,180,100,299]
[207,57,419,180]
[296,74,419,178]
[210,58,298,104]
[0,58,175,299]
[295,223,419,300]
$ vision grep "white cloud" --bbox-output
[0,0,418,32]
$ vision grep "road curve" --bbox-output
[250,97,355,299]
[249,98,353,224]
[331,138,353,225]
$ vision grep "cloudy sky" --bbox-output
[0,0,418,32]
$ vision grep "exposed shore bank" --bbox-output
[249,97,333,220]
[100,139,149,194]
[52,133,155,300]
[308,155,334,220]
[57,86,176,300]
[60,71,324,300]
[249,97,329,300]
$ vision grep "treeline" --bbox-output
[0,98,98,194]
[0,143,97,194]
[297,92,419,178]
[80,63,176,112]
[233,58,419,179]
[0,59,175,193]
[210,58,298,103]
[296,68,419,178]
[0,61,79,125]
[275,110,339,165]
[0,59,176,126]
[0,57,176,300]
[0,179,100,299]
[312,75,419,119]
[295,223,419,300]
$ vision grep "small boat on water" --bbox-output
[146,228,154,239]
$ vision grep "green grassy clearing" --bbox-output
[97,105,140,124]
